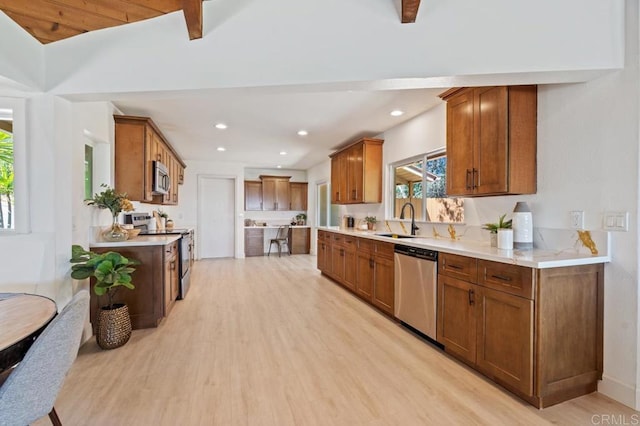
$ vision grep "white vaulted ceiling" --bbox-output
[0,0,624,170]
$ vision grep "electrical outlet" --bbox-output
[570,211,584,229]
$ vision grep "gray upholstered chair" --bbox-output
[268,225,290,257]
[0,290,89,426]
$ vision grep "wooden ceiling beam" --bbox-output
[182,0,202,40]
[401,0,421,23]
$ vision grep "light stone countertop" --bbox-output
[319,226,610,269]
[89,234,182,248]
[244,225,311,229]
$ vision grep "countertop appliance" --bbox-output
[394,245,438,340]
[123,212,151,229]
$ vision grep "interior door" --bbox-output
[198,176,235,258]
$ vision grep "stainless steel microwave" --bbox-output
[153,161,170,194]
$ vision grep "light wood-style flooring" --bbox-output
[38,255,637,425]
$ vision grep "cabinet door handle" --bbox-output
[465,169,472,190]
[340,248,344,257]
[468,288,475,305]
[351,189,356,200]
[490,274,512,282]
[447,263,463,271]
[473,168,478,189]
[369,258,374,268]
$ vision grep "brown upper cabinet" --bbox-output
[261,175,291,211]
[114,115,186,205]
[244,181,263,211]
[330,138,383,204]
[244,178,308,211]
[439,86,537,197]
[289,182,308,211]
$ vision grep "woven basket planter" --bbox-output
[97,304,132,350]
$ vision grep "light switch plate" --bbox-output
[603,211,629,231]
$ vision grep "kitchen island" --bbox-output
[90,234,183,331]
[318,226,607,408]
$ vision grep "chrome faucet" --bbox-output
[400,202,419,235]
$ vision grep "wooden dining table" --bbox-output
[0,293,57,372]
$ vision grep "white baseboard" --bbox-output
[598,375,637,409]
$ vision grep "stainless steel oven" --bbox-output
[178,230,193,299]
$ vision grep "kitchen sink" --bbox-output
[375,233,415,239]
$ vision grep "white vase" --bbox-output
[497,229,513,250]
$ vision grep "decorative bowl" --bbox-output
[126,228,142,239]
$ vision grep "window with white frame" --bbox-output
[0,107,14,230]
[392,150,464,223]
[0,97,27,233]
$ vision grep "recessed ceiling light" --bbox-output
[297,130,308,136]
[215,123,227,129]
[277,165,282,169]
[217,147,226,152]
[390,110,404,117]
[280,151,287,156]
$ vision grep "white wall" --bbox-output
[44,0,623,95]
[0,13,43,91]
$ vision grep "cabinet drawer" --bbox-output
[343,236,357,250]
[331,233,344,245]
[478,260,534,299]
[357,238,373,253]
[164,241,178,256]
[374,241,394,259]
[439,253,478,282]
[318,230,328,241]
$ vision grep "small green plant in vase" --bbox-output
[364,216,377,231]
[482,214,512,247]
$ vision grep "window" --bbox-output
[392,150,464,223]
[0,97,27,233]
[0,108,14,230]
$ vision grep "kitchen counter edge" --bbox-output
[318,227,610,269]
[90,234,183,248]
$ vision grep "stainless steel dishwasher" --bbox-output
[394,245,438,340]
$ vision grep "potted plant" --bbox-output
[482,213,512,247]
[87,184,134,242]
[70,245,140,350]
[156,209,169,230]
[364,216,377,231]
[295,213,307,225]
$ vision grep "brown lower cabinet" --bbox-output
[245,228,264,257]
[437,252,603,408]
[289,227,311,254]
[90,241,180,332]
[318,230,394,316]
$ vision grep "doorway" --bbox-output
[198,176,235,258]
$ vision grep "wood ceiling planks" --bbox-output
[401,0,421,23]
[0,0,194,44]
